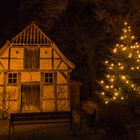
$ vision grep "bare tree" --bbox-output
[0,88,16,119]
[0,62,16,119]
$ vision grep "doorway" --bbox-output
[21,84,40,112]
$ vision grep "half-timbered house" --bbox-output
[0,22,75,113]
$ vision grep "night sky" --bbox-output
[0,0,19,45]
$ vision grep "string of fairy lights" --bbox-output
[98,22,140,104]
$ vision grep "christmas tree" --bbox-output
[98,22,140,104]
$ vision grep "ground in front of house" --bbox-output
[0,120,140,140]
[0,120,97,140]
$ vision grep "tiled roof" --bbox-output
[11,22,52,45]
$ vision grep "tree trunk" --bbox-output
[86,45,96,97]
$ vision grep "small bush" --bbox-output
[99,101,133,134]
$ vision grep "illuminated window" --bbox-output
[44,73,53,84]
[8,73,17,84]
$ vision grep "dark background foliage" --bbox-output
[0,0,140,101]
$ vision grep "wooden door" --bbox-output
[21,84,40,112]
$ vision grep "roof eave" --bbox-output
[0,40,10,55]
[52,43,75,70]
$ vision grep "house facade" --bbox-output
[0,22,75,113]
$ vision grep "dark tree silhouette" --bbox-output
[0,0,140,100]
[18,0,68,31]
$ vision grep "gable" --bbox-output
[11,22,52,45]
[0,22,75,70]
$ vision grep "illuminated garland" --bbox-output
[98,22,140,104]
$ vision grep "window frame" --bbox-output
[44,72,54,84]
[8,72,18,84]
